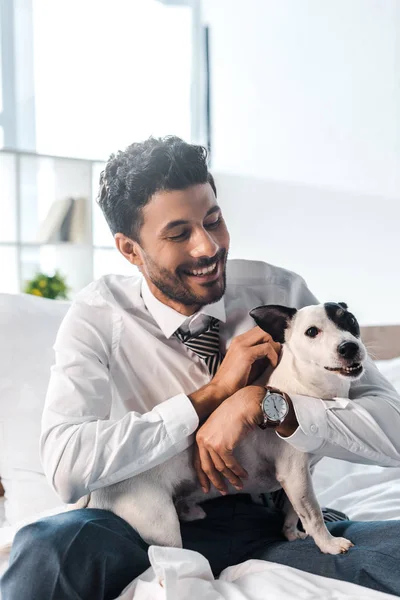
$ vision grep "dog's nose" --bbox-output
[337,341,359,360]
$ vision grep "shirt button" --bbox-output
[310,424,318,434]
[182,427,189,436]
[351,443,359,452]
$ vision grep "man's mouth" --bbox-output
[182,261,219,279]
[324,362,364,377]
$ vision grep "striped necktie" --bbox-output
[175,317,223,377]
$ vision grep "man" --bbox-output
[2,136,400,600]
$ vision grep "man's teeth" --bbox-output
[189,263,217,276]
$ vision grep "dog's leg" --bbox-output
[282,495,308,541]
[175,499,207,522]
[74,493,91,509]
[111,486,183,548]
[277,457,354,555]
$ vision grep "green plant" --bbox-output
[24,270,69,300]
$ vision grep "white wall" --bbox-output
[215,173,400,325]
[203,0,400,324]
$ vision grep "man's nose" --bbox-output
[190,229,219,258]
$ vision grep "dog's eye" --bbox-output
[348,316,356,325]
[305,327,319,338]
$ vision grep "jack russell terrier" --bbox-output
[81,302,367,555]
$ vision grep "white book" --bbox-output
[69,197,88,243]
[36,198,74,243]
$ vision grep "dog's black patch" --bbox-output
[249,305,297,343]
[173,480,198,501]
[324,302,360,338]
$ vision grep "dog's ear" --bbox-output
[249,305,297,343]
[338,302,348,310]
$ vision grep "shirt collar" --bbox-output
[141,277,226,339]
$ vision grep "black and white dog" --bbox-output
[82,302,366,555]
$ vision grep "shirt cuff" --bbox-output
[276,394,342,453]
[153,393,199,445]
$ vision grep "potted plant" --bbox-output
[24,270,69,300]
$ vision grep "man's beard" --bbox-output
[143,248,228,307]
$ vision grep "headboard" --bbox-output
[361,325,400,360]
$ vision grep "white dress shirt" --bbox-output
[40,259,400,504]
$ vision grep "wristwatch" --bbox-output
[258,387,290,429]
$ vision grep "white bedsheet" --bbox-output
[116,545,397,600]
[314,459,400,522]
[1,463,399,600]
[0,459,400,599]
[1,356,400,598]
[120,452,400,600]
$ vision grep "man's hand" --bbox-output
[194,385,266,495]
[213,327,281,399]
[189,327,280,420]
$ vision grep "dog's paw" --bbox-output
[179,504,207,522]
[318,536,354,555]
[283,526,308,542]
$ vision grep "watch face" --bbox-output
[262,393,288,422]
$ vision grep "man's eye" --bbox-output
[205,217,222,229]
[168,231,189,241]
[305,327,320,338]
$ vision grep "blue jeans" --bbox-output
[1,495,399,599]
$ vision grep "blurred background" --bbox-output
[0,0,399,325]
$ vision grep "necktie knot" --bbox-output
[175,317,223,376]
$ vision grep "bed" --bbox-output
[0,292,400,599]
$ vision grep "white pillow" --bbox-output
[0,293,70,524]
[374,357,400,394]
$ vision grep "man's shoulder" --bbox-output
[224,259,318,313]
[226,259,305,289]
[74,273,143,309]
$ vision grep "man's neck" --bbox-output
[146,279,201,317]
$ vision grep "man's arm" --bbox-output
[41,301,202,504]
[194,274,400,492]
[277,357,400,467]
[41,300,279,504]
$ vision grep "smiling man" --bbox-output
[3,136,400,600]
[116,184,229,314]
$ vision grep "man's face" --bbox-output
[133,183,230,314]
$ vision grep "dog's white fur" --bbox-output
[82,303,367,555]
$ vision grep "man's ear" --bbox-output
[249,305,297,343]
[115,233,143,267]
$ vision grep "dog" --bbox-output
[81,302,367,555]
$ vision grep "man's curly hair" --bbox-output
[97,136,217,241]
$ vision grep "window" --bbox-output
[32,0,194,159]
[0,0,203,295]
